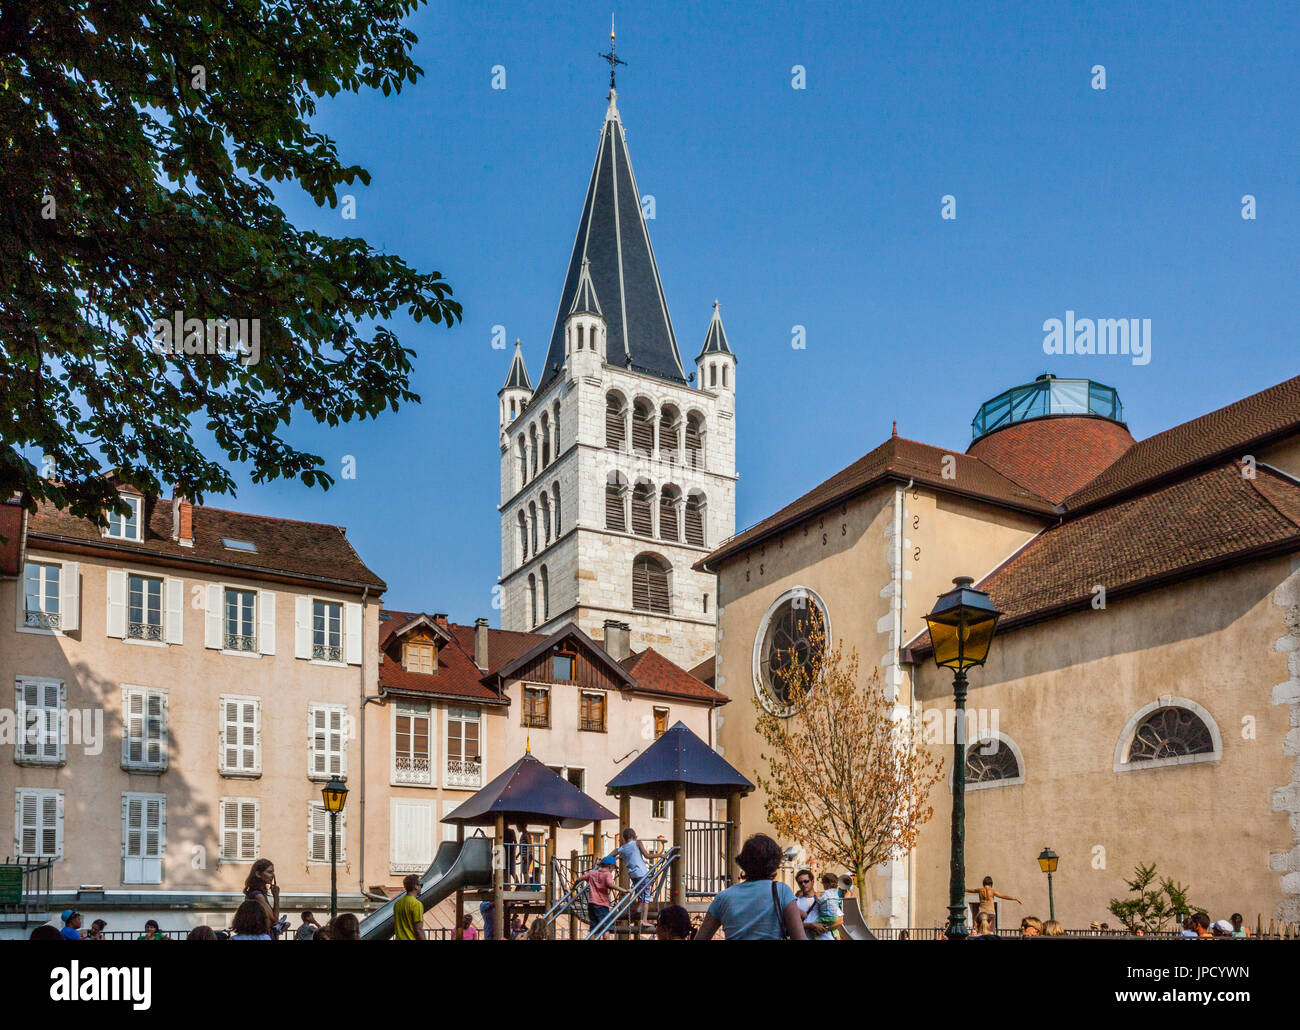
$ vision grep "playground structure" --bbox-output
[358,835,493,940]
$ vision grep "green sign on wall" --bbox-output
[0,865,23,905]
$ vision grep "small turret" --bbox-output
[565,258,607,378]
[695,300,735,393]
[499,339,533,433]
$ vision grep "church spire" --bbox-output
[535,36,686,392]
[500,339,532,394]
[697,300,734,360]
[569,257,603,317]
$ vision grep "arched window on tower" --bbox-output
[632,553,672,615]
[722,365,728,388]
[659,404,681,464]
[529,501,538,555]
[540,413,551,468]
[631,480,655,538]
[540,493,551,545]
[528,574,538,628]
[540,565,550,622]
[518,510,528,564]
[709,364,717,388]
[659,485,681,542]
[605,392,627,451]
[516,436,528,488]
[685,491,707,547]
[605,472,628,532]
[631,399,655,458]
[552,482,562,536]
[685,412,706,471]
[529,425,539,479]
[553,402,561,457]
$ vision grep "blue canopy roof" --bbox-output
[606,721,754,801]
[443,752,617,828]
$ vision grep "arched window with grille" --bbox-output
[685,491,706,546]
[540,413,551,468]
[659,405,681,464]
[605,392,627,450]
[540,565,550,621]
[517,510,528,564]
[606,472,628,532]
[963,735,1025,791]
[631,480,655,537]
[540,493,551,545]
[685,412,706,470]
[632,553,672,615]
[659,485,681,542]
[552,482,561,537]
[528,574,538,627]
[1116,699,1220,772]
[631,399,655,458]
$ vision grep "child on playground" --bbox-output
[617,827,653,929]
[814,872,843,941]
[579,855,617,930]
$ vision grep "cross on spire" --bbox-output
[599,16,626,91]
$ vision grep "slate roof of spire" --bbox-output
[536,90,687,391]
[568,257,603,317]
[500,339,532,394]
[697,300,733,361]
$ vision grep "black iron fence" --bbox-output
[684,819,731,898]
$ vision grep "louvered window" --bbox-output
[220,798,259,862]
[517,437,528,487]
[631,401,655,457]
[659,488,680,542]
[16,789,62,859]
[631,482,654,537]
[685,493,706,546]
[122,686,167,772]
[518,511,528,562]
[220,695,261,775]
[685,414,705,469]
[540,565,550,620]
[659,408,680,463]
[541,496,551,544]
[541,415,551,467]
[530,503,539,554]
[606,394,627,450]
[553,484,561,536]
[632,555,672,614]
[605,478,627,532]
[15,678,65,765]
[309,803,346,863]
[308,704,346,780]
[122,792,165,884]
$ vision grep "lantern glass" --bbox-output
[924,578,1002,671]
[321,778,349,813]
[1037,847,1058,874]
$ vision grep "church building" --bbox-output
[497,75,736,671]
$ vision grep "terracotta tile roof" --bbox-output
[1063,375,1300,513]
[688,656,716,686]
[908,462,1300,653]
[698,435,1055,570]
[619,648,729,705]
[967,416,1135,505]
[378,610,526,705]
[26,495,385,592]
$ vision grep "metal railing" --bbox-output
[24,610,60,630]
[0,857,54,925]
[312,643,343,662]
[224,633,257,652]
[504,841,546,887]
[128,621,163,641]
[684,819,731,898]
[445,759,482,788]
[586,846,679,940]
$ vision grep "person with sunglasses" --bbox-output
[793,869,821,938]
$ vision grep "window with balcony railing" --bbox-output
[446,707,482,787]
[579,692,606,733]
[393,702,431,785]
[225,588,257,652]
[522,687,550,728]
[312,600,342,661]
[23,562,61,630]
[128,574,163,641]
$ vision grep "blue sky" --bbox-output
[216,0,1298,624]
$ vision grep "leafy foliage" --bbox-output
[753,608,944,895]
[0,0,459,520]
[1108,861,1200,933]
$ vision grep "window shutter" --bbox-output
[204,585,222,649]
[344,602,362,666]
[309,705,345,778]
[606,397,627,449]
[122,686,142,767]
[220,799,234,860]
[51,792,64,860]
[165,577,184,644]
[61,562,80,632]
[258,591,276,655]
[106,569,127,638]
[685,496,705,546]
[631,484,653,537]
[294,597,311,659]
[659,492,679,541]
[632,406,654,456]
[150,691,168,770]
[633,557,671,614]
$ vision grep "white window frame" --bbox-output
[223,586,258,653]
[308,703,348,781]
[14,788,64,860]
[951,731,1026,792]
[121,685,169,773]
[651,798,669,822]
[390,798,436,875]
[104,494,143,541]
[17,559,79,635]
[209,585,275,656]
[109,570,183,646]
[121,792,166,884]
[14,677,65,766]
[219,797,260,864]
[444,706,483,790]
[295,597,361,665]
[218,695,262,778]
[391,700,433,786]
[1114,697,1222,773]
[308,802,346,864]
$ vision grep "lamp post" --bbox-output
[321,778,349,921]
[924,576,1001,941]
[1037,847,1059,923]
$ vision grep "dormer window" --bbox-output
[404,642,435,675]
[552,642,578,681]
[106,495,143,541]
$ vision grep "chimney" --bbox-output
[603,619,630,661]
[433,613,449,630]
[474,618,490,672]
[170,489,193,548]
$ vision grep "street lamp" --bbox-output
[924,576,1001,941]
[321,778,349,920]
[1037,847,1059,922]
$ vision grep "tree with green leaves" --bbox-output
[1108,861,1199,934]
[0,0,458,522]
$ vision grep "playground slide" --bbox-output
[358,835,494,940]
[839,897,877,940]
